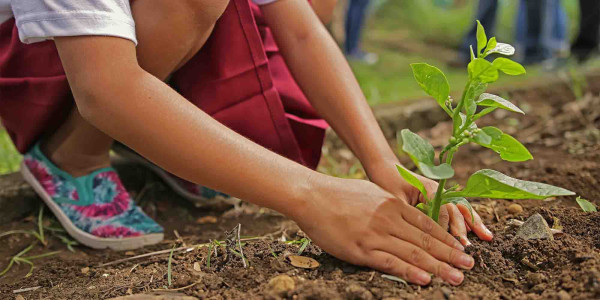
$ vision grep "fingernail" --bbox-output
[459,254,474,268]
[416,272,431,285]
[463,237,472,246]
[484,227,494,237]
[448,269,464,285]
[455,242,465,251]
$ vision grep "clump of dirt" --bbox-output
[1,76,600,299]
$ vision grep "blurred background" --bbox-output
[0,0,598,175]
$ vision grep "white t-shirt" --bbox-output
[0,0,279,45]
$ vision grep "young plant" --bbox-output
[396,21,575,223]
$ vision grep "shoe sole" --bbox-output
[112,144,232,207]
[20,161,164,251]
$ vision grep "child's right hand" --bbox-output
[291,176,475,286]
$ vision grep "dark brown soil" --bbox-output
[1,76,600,299]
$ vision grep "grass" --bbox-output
[0,129,21,175]
[167,244,175,287]
[284,237,312,255]
[0,206,63,278]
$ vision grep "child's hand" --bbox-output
[365,160,493,246]
[292,176,474,286]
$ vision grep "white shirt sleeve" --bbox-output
[10,0,137,45]
[252,0,280,6]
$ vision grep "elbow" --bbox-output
[69,65,143,125]
[73,87,102,125]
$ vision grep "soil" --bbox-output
[1,76,600,299]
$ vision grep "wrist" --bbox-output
[280,170,330,222]
[363,154,399,177]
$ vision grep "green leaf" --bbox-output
[446,169,575,200]
[477,93,524,114]
[417,163,455,180]
[465,81,488,116]
[474,127,532,162]
[442,197,474,222]
[484,37,497,55]
[484,42,515,56]
[416,203,429,214]
[456,113,477,131]
[410,63,451,114]
[470,45,475,61]
[400,129,455,179]
[492,58,526,75]
[396,165,428,200]
[576,197,597,212]
[473,107,497,121]
[476,20,487,56]
[400,129,435,165]
[472,129,492,145]
[468,58,498,83]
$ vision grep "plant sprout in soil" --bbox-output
[396,21,577,229]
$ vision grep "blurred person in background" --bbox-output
[453,0,499,66]
[344,0,378,64]
[515,0,569,68]
[572,0,600,62]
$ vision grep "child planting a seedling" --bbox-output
[0,0,500,286]
[396,21,575,234]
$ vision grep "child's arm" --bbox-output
[261,0,493,244]
[311,0,338,24]
[54,35,472,286]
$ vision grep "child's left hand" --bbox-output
[366,159,494,246]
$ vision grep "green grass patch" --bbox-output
[0,129,21,175]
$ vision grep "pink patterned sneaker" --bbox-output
[112,143,229,207]
[20,143,164,251]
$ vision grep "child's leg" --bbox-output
[43,0,229,176]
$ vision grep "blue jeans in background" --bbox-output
[515,0,568,64]
[344,0,371,55]
[458,0,499,62]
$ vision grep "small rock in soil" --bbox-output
[15,296,25,300]
[270,257,292,272]
[344,283,374,300]
[557,290,571,300]
[266,275,295,297]
[508,204,523,214]
[525,272,547,286]
[195,216,217,224]
[441,287,453,299]
[81,266,90,274]
[516,213,554,241]
[287,255,320,269]
[430,288,446,300]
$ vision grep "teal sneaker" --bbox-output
[112,143,230,207]
[20,143,164,250]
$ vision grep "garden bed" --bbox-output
[0,76,599,299]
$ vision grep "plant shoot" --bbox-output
[397,21,575,224]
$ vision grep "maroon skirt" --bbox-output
[0,0,328,169]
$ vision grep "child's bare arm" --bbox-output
[261,0,402,185]
[261,0,493,244]
[311,0,338,24]
[54,36,314,217]
[54,35,472,286]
